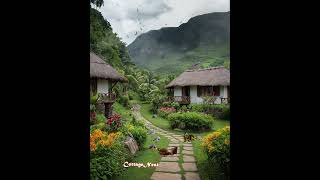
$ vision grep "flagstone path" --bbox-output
[132,104,201,180]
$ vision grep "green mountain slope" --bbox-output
[127,12,230,74]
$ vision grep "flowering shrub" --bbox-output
[90,129,130,179]
[123,123,147,147]
[168,112,213,130]
[202,126,230,174]
[158,107,176,118]
[106,114,123,132]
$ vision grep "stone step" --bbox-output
[184,172,201,180]
[151,172,182,180]
[183,155,196,163]
[182,163,198,172]
[183,144,193,147]
[155,162,181,173]
[183,147,194,151]
[161,156,179,162]
[182,150,194,155]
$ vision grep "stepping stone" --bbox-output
[183,144,193,147]
[183,155,196,162]
[155,162,180,173]
[184,172,201,180]
[151,172,182,180]
[168,143,180,147]
[161,156,179,161]
[170,140,179,143]
[172,135,183,137]
[182,150,194,155]
[183,147,193,151]
[182,163,198,172]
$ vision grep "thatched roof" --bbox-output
[166,66,229,88]
[90,52,128,82]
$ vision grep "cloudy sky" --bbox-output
[98,0,229,45]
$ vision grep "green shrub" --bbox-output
[189,104,230,120]
[150,95,166,114]
[168,112,213,131]
[96,114,106,123]
[202,126,230,176]
[90,123,106,133]
[122,124,147,148]
[162,102,180,109]
[118,95,129,107]
[90,131,130,179]
[158,107,176,118]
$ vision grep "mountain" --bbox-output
[127,12,230,74]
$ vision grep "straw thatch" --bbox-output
[166,66,230,88]
[90,52,128,82]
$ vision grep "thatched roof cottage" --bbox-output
[166,66,230,104]
[90,52,127,117]
[90,52,127,94]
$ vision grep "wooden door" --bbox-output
[182,86,190,97]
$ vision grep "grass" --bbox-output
[140,103,171,131]
[139,102,230,136]
[113,102,133,121]
[114,133,169,180]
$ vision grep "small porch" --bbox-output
[166,85,230,105]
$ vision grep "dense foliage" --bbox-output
[168,112,213,130]
[122,123,147,148]
[90,130,130,179]
[189,104,230,120]
[202,126,230,175]
[158,107,176,118]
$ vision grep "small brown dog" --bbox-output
[158,146,178,156]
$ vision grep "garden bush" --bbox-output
[158,107,176,118]
[96,114,106,123]
[90,130,131,179]
[117,95,129,107]
[202,126,230,175]
[150,95,166,114]
[167,112,213,131]
[189,104,230,120]
[162,102,180,109]
[124,124,147,147]
[90,123,107,133]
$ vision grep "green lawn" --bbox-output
[140,103,171,130]
[139,102,230,136]
[113,102,133,121]
[114,134,169,180]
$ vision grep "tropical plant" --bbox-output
[90,130,130,179]
[168,112,213,130]
[202,126,230,175]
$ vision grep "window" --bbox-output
[197,86,220,97]
[213,86,220,96]
[90,78,97,94]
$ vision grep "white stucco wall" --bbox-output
[173,85,228,104]
[174,86,182,96]
[190,86,203,104]
[97,79,109,94]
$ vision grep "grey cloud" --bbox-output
[126,0,172,20]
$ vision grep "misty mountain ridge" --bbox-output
[127,11,230,74]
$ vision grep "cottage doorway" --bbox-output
[182,86,190,97]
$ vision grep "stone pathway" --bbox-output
[132,104,201,180]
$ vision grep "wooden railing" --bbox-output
[98,93,116,103]
[166,96,191,104]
